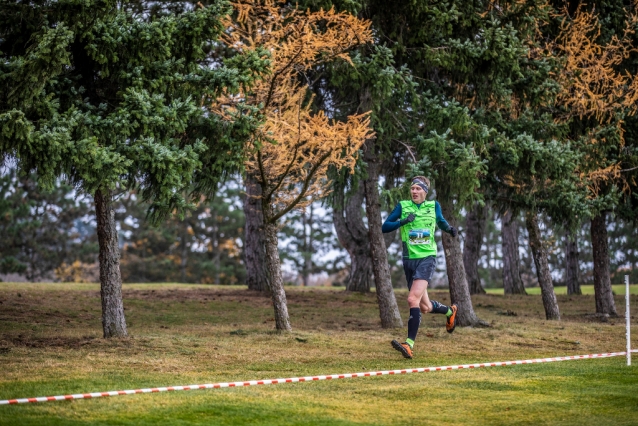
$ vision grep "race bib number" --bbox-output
[408,228,431,245]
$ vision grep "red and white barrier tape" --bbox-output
[2,350,636,405]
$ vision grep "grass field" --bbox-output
[0,283,636,425]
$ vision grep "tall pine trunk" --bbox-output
[463,202,487,294]
[333,181,374,292]
[502,210,526,295]
[263,216,292,331]
[94,189,128,338]
[363,144,402,328]
[590,213,617,315]
[439,199,484,327]
[243,174,269,292]
[180,222,188,283]
[565,229,581,295]
[525,211,560,320]
[211,222,221,285]
[301,204,313,287]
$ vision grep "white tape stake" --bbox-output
[625,275,631,366]
[1,350,637,405]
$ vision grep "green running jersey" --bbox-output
[399,200,437,259]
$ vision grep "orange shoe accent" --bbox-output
[391,340,413,359]
[446,304,458,333]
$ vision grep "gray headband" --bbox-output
[411,179,429,193]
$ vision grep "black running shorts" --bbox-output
[403,256,436,290]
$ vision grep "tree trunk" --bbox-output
[565,229,581,295]
[94,189,128,338]
[263,218,292,331]
[463,202,487,294]
[525,211,560,320]
[180,223,188,283]
[363,144,402,328]
[333,180,374,292]
[213,224,221,285]
[439,199,483,327]
[301,204,313,287]
[590,213,617,315]
[502,210,527,295]
[243,174,269,292]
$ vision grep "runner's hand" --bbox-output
[449,226,458,237]
[399,213,416,226]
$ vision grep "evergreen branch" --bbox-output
[392,139,417,163]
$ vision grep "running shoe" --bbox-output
[446,304,458,334]
[391,340,413,359]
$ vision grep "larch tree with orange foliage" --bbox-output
[555,4,638,316]
[216,0,374,331]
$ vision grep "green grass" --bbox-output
[0,283,637,425]
[485,284,638,295]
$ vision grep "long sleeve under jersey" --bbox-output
[381,201,452,234]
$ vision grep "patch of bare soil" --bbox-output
[562,313,624,324]
[0,302,87,326]
[123,287,381,310]
[124,288,274,307]
[1,335,97,349]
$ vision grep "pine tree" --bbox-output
[319,44,413,325]
[0,0,266,336]
[310,0,556,327]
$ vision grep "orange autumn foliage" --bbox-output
[215,0,374,222]
[555,6,638,193]
[556,6,638,122]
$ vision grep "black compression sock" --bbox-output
[431,300,450,315]
[407,307,421,342]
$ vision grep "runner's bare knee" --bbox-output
[407,293,420,308]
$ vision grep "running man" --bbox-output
[382,176,458,359]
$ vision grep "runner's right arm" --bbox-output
[382,203,403,233]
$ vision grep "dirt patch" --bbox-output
[123,287,381,311]
[1,335,97,349]
[125,288,273,306]
[561,313,624,324]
